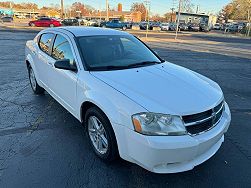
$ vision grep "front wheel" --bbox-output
[122,26,127,31]
[49,24,54,27]
[28,66,44,95]
[85,107,118,162]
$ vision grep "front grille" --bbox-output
[186,118,212,135]
[183,109,212,124]
[182,101,224,135]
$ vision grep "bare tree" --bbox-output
[218,0,251,22]
[131,3,147,21]
[231,0,251,20]
[0,2,38,10]
[70,2,94,17]
[164,12,176,22]
[218,3,234,23]
[180,0,194,13]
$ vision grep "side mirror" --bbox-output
[54,59,77,72]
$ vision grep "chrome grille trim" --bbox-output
[185,103,224,127]
[182,101,225,136]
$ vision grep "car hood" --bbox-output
[91,62,223,115]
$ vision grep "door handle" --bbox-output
[48,62,53,67]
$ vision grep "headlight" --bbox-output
[132,113,187,136]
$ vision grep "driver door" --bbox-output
[46,34,78,114]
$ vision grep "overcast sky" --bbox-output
[11,0,231,15]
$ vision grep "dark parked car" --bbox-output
[200,23,210,32]
[179,23,188,31]
[29,17,62,27]
[226,24,239,32]
[62,18,79,26]
[169,23,177,31]
[103,19,131,30]
[1,16,13,22]
[139,22,153,30]
[188,23,200,31]
[124,22,133,29]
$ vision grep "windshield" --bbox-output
[77,35,162,71]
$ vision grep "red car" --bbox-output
[29,17,62,27]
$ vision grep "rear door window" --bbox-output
[39,33,54,54]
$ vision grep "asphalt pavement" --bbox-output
[0,29,251,188]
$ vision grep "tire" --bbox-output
[28,66,44,95]
[85,107,118,162]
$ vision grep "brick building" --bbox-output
[86,4,142,22]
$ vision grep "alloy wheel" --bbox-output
[29,68,36,91]
[88,116,108,155]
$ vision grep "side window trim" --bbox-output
[48,34,56,55]
[51,34,59,60]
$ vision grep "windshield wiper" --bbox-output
[126,61,163,68]
[89,65,128,71]
[88,60,165,71]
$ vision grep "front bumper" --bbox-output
[113,102,231,173]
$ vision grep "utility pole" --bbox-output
[170,0,175,22]
[196,5,199,14]
[247,9,250,37]
[145,9,147,21]
[99,7,101,22]
[144,0,150,39]
[170,8,175,22]
[61,0,64,19]
[175,0,182,40]
[106,0,109,21]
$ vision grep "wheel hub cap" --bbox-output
[29,68,36,90]
[88,116,108,154]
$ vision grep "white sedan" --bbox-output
[25,27,231,173]
[160,23,170,31]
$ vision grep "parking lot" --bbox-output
[0,28,251,187]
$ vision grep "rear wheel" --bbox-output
[49,24,54,27]
[85,107,118,162]
[122,26,127,31]
[31,23,35,27]
[28,66,44,95]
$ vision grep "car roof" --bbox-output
[45,27,130,37]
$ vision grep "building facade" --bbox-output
[85,3,142,22]
[176,12,209,24]
[0,7,14,16]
